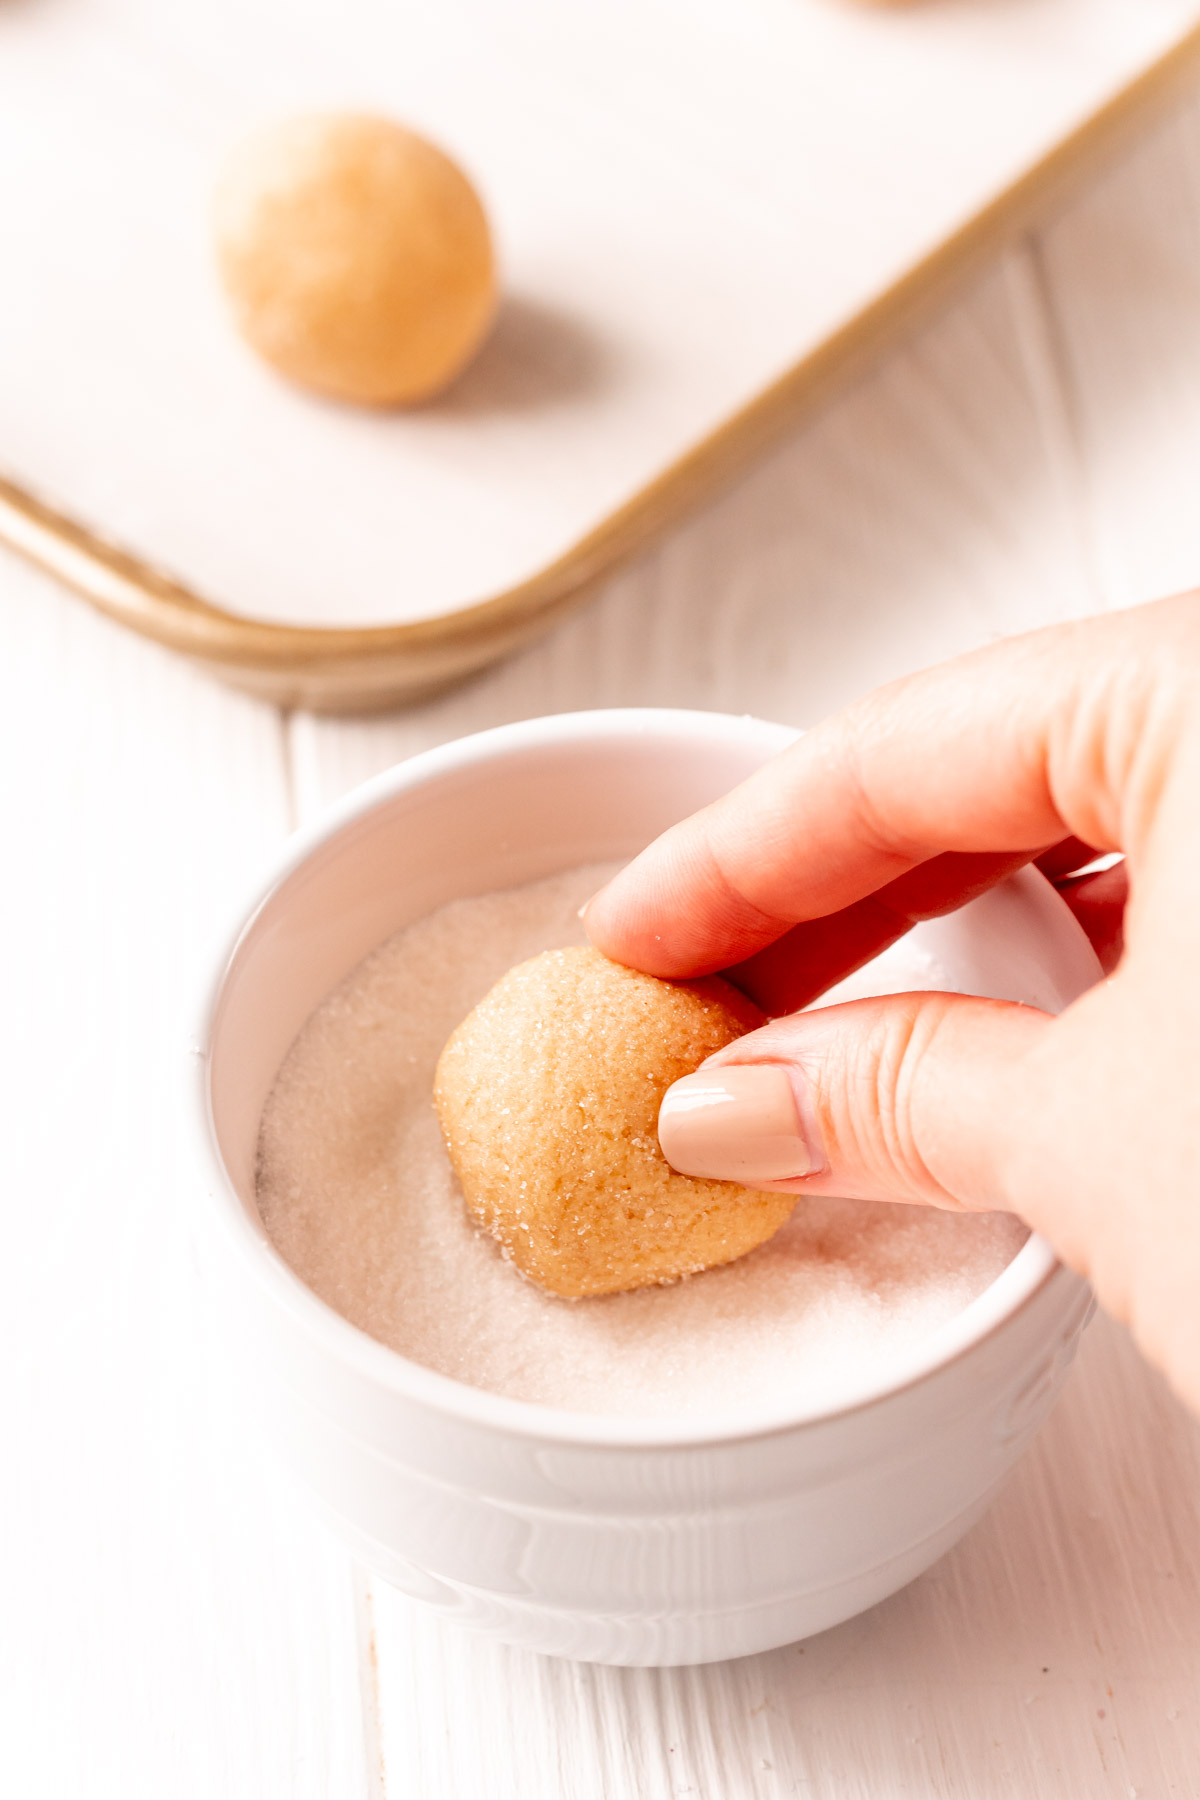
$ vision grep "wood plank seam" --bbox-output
[1004,238,1111,618]
[278,704,301,833]
[354,1568,389,1800]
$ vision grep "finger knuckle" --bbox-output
[848,998,957,1204]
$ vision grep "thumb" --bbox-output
[658,993,1052,1211]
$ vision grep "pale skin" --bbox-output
[585,595,1200,1415]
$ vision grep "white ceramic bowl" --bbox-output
[193,709,1101,1667]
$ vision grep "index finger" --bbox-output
[584,608,1155,981]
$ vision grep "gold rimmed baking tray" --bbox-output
[2,2,1199,712]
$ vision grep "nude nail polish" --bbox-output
[658,1064,817,1184]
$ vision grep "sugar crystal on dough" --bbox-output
[433,946,789,1297]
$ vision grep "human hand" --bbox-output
[584,596,1200,1411]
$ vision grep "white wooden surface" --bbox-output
[5,66,1200,1800]
[1,0,1198,627]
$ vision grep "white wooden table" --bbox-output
[5,74,1200,1800]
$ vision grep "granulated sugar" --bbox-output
[255,863,1027,1418]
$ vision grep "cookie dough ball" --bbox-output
[213,113,497,406]
[433,946,795,1298]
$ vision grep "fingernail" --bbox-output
[658,1064,818,1184]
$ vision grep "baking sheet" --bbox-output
[2,0,1199,633]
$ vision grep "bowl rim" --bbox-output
[192,706,1095,1451]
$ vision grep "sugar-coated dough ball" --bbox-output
[433,947,795,1298]
[213,113,497,406]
